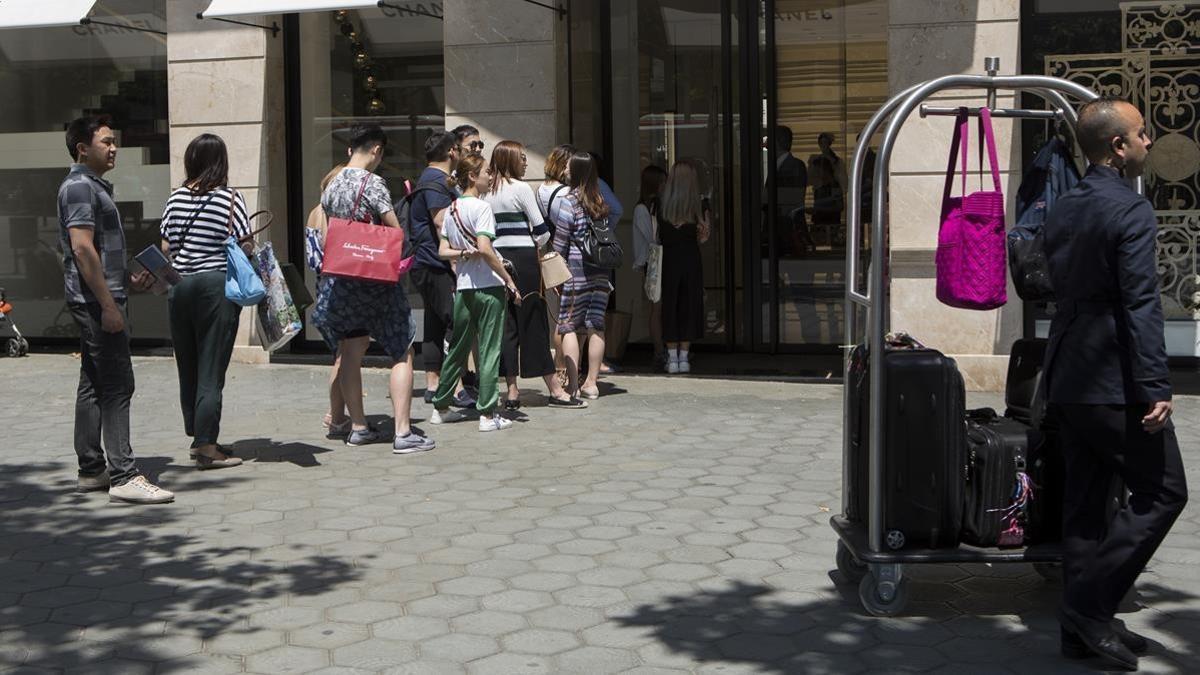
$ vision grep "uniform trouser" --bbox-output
[433,287,505,415]
[169,271,241,448]
[1058,403,1189,626]
[70,300,138,486]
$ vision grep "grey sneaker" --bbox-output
[345,427,381,446]
[77,469,110,493]
[108,475,174,504]
[393,432,435,455]
[431,408,467,424]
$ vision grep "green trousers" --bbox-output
[168,271,241,448]
[433,286,505,415]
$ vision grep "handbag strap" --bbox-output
[942,107,1003,210]
[350,174,370,222]
[450,199,477,248]
[538,185,568,245]
[223,188,273,244]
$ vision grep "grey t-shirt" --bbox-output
[57,164,126,304]
[321,167,394,224]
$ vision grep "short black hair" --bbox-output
[425,130,456,163]
[1077,96,1135,164]
[183,133,230,194]
[451,124,479,143]
[348,123,388,154]
[775,125,793,150]
[65,114,114,160]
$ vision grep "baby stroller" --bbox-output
[0,288,30,357]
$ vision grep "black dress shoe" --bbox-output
[1062,622,1150,658]
[1059,612,1139,671]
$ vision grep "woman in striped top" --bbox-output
[157,133,252,470]
[485,141,584,410]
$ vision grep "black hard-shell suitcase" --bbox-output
[1004,338,1046,426]
[847,340,966,550]
[963,408,1040,547]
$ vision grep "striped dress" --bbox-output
[549,191,612,334]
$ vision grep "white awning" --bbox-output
[200,0,381,19]
[0,0,97,29]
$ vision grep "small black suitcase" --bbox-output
[963,408,1040,547]
[1004,338,1047,427]
[847,339,966,550]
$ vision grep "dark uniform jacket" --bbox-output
[1043,164,1170,405]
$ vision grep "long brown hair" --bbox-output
[544,144,575,183]
[567,152,609,220]
[638,165,667,208]
[487,140,525,190]
[660,159,705,225]
[451,153,487,192]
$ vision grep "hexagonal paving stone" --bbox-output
[449,609,527,637]
[403,594,479,619]
[327,601,405,624]
[466,653,555,675]
[154,653,244,674]
[554,585,628,609]
[419,633,500,661]
[206,628,286,656]
[289,621,370,649]
[435,576,506,597]
[371,615,449,642]
[246,645,329,673]
[20,586,101,609]
[332,638,419,669]
[509,572,575,592]
[50,601,132,626]
[481,590,554,613]
[502,628,581,655]
[556,645,639,674]
[249,606,324,631]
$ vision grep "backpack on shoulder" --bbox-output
[577,215,623,270]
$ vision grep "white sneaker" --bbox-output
[431,408,467,424]
[109,475,174,504]
[678,359,691,374]
[667,359,680,374]
[479,415,513,432]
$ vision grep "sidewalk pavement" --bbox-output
[0,354,1197,674]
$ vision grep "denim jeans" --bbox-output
[69,301,139,486]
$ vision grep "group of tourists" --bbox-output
[55,115,713,504]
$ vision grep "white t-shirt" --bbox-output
[441,196,505,291]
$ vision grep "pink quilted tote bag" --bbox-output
[936,107,1007,310]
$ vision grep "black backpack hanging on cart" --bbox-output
[847,333,966,550]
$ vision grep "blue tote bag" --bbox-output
[223,191,266,306]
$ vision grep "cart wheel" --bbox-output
[1033,562,1062,584]
[17,337,28,356]
[859,571,910,617]
[836,541,868,584]
[5,338,19,358]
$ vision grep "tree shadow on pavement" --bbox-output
[0,462,360,671]
[614,575,1197,674]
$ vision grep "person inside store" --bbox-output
[1043,96,1188,671]
[808,132,847,246]
[429,152,521,432]
[158,133,252,472]
[486,140,586,410]
[773,125,810,256]
[311,123,434,454]
[58,114,173,504]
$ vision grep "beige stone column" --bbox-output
[166,1,289,364]
[441,0,563,179]
[886,0,1021,391]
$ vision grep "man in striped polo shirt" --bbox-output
[58,114,173,504]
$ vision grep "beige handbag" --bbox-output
[539,251,572,290]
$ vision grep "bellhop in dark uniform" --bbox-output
[1043,97,1188,671]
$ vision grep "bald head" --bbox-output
[1076,97,1151,175]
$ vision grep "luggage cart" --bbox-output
[830,57,1100,616]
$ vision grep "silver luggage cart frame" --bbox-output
[830,58,1099,616]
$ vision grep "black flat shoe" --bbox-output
[1063,623,1150,658]
[503,398,521,411]
[1059,611,1139,671]
[547,396,587,409]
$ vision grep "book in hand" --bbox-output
[134,244,181,295]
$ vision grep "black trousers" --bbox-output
[1057,403,1188,626]
[498,247,556,379]
[411,266,456,373]
[69,300,138,485]
[169,271,240,448]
